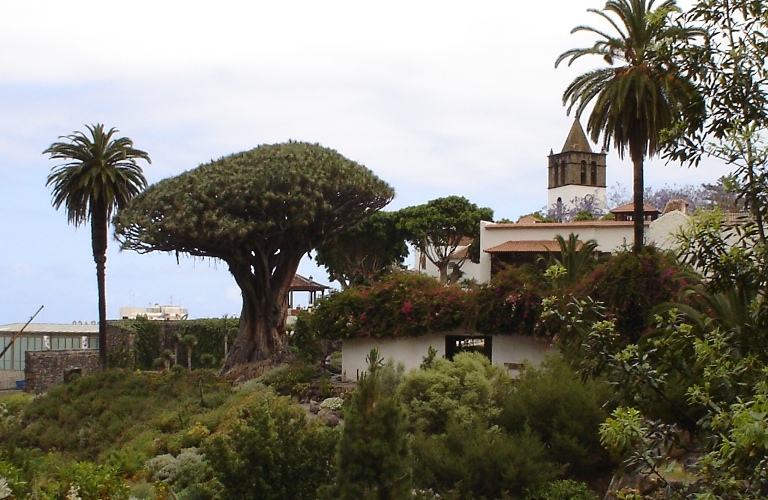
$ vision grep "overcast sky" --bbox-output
[0,0,726,325]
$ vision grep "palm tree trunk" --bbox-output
[632,154,645,253]
[92,204,109,371]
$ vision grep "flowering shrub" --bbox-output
[474,265,545,337]
[308,272,472,339]
[320,397,344,411]
[576,247,688,342]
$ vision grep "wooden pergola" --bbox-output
[288,274,330,310]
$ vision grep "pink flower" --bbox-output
[401,301,413,314]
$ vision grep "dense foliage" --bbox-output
[122,317,239,370]
[399,196,494,283]
[114,141,394,370]
[313,210,409,289]
[305,272,472,340]
[575,247,689,342]
[474,264,546,336]
[204,390,338,500]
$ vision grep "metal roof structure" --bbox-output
[0,323,99,334]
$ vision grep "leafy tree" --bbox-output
[544,193,607,221]
[556,0,704,252]
[44,124,151,370]
[607,179,742,213]
[666,1,768,242]
[313,210,408,289]
[399,196,493,283]
[114,142,393,371]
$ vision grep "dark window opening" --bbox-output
[580,161,587,184]
[64,369,82,383]
[591,162,597,185]
[445,335,492,362]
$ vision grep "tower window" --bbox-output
[591,162,597,186]
[580,161,587,184]
[560,162,566,185]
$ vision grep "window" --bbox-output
[580,161,587,184]
[445,335,492,361]
[560,162,566,185]
[591,162,597,185]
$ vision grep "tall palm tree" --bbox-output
[556,0,704,252]
[44,124,151,370]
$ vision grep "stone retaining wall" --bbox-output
[24,350,99,394]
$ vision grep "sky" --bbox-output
[0,0,728,325]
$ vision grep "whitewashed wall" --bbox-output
[342,332,553,380]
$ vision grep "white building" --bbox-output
[414,119,691,285]
[119,304,189,321]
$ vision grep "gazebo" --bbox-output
[288,274,330,313]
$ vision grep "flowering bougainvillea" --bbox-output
[308,272,473,340]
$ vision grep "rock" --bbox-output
[309,400,321,414]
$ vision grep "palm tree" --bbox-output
[552,233,599,284]
[181,334,198,371]
[44,124,151,370]
[556,0,704,252]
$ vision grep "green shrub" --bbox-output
[332,349,410,499]
[290,311,323,363]
[258,364,315,398]
[144,447,221,498]
[410,418,560,499]
[396,351,512,434]
[525,479,598,500]
[46,461,131,499]
[497,356,614,477]
[203,390,338,499]
[0,459,27,498]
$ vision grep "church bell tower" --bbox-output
[547,118,607,218]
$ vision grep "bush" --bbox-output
[309,272,472,340]
[332,349,410,499]
[410,418,560,499]
[144,447,222,498]
[497,356,615,477]
[45,461,131,499]
[258,363,315,398]
[203,390,338,499]
[474,264,545,336]
[525,479,598,500]
[290,311,323,363]
[577,248,688,342]
[396,351,512,434]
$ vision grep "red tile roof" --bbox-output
[486,220,640,229]
[485,240,585,253]
[290,274,329,292]
[610,202,660,214]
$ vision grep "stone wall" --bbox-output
[24,350,99,394]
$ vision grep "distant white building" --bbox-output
[413,119,692,284]
[119,304,189,321]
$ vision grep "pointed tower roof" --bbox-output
[561,118,593,153]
